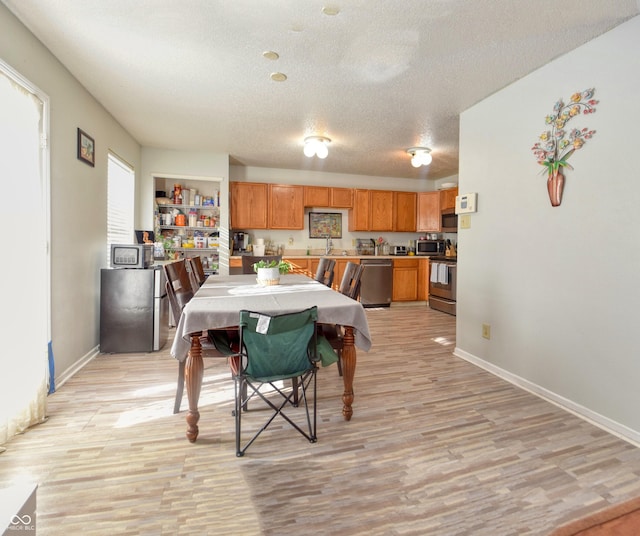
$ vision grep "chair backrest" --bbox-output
[163,260,194,320]
[314,258,335,287]
[239,306,318,379]
[338,262,364,300]
[241,255,282,274]
[186,256,207,289]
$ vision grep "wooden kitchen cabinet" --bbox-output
[230,182,268,229]
[416,188,458,232]
[417,258,429,301]
[303,186,330,207]
[349,189,393,231]
[393,191,417,231]
[440,187,458,210]
[310,257,321,279]
[330,187,353,208]
[392,258,419,301]
[284,257,311,277]
[416,191,440,232]
[268,184,304,229]
[349,189,371,231]
[370,190,394,231]
[303,186,353,208]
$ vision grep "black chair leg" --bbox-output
[291,377,299,406]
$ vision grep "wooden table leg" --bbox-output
[185,333,204,442]
[341,326,356,421]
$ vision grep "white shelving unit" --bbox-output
[154,177,223,274]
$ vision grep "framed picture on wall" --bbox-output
[309,212,342,238]
[77,128,95,167]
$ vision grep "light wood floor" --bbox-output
[2,305,640,535]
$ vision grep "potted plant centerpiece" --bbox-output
[253,259,291,285]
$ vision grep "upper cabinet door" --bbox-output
[268,184,304,229]
[303,186,330,207]
[330,187,353,208]
[231,182,268,229]
[440,187,458,210]
[393,191,417,231]
[369,190,394,231]
[416,191,441,232]
[349,189,371,231]
[304,186,353,208]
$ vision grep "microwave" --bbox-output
[111,244,154,268]
[416,239,445,256]
[441,208,458,233]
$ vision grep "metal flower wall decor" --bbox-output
[531,88,598,206]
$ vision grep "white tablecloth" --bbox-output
[170,274,372,361]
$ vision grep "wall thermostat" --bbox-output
[455,192,477,214]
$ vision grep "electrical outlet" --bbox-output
[482,323,491,339]
[288,237,294,246]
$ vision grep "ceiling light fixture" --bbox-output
[270,72,287,82]
[321,6,340,16]
[406,147,432,168]
[304,136,331,159]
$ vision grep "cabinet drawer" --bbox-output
[392,258,419,268]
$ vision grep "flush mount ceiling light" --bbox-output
[406,147,432,168]
[321,6,340,16]
[262,50,280,61]
[304,136,331,159]
[270,72,287,82]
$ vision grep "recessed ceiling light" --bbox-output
[322,6,340,16]
[263,51,279,61]
[270,72,287,82]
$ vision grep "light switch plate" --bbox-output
[460,214,471,229]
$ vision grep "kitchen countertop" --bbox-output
[232,253,429,260]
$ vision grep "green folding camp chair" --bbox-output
[233,306,320,457]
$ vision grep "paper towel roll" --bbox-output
[255,238,264,245]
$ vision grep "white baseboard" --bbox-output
[52,346,100,391]
[453,346,640,448]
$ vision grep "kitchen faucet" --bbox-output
[325,235,333,255]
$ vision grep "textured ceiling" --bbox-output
[3,0,638,180]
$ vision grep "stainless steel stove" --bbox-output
[429,257,456,315]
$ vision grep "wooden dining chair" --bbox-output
[241,255,282,274]
[163,260,236,414]
[338,261,365,300]
[164,259,194,316]
[186,255,207,290]
[323,262,365,376]
[314,258,335,287]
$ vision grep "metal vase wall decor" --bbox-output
[531,89,598,207]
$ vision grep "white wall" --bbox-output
[0,5,141,383]
[456,16,640,441]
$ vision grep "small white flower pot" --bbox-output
[256,266,280,285]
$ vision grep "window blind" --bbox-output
[107,153,135,264]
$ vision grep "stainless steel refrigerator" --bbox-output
[100,266,169,353]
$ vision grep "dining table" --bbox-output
[170,273,372,442]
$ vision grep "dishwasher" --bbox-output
[359,258,393,308]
